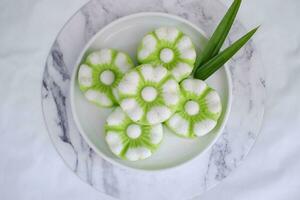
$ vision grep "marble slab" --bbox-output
[41,0,266,199]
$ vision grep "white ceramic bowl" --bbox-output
[70,12,232,171]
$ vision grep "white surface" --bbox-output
[0,1,299,200]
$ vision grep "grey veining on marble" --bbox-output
[41,0,266,199]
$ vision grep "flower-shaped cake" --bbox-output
[117,64,181,125]
[78,49,134,107]
[166,78,222,138]
[137,27,197,81]
[105,107,163,161]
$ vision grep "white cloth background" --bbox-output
[0,0,299,199]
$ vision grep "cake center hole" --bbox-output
[126,124,142,139]
[160,48,174,63]
[141,86,157,102]
[184,100,200,116]
[100,70,115,85]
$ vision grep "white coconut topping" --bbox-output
[142,34,157,50]
[140,64,154,81]
[98,49,112,64]
[118,71,140,95]
[171,62,192,81]
[152,65,168,82]
[205,91,222,113]
[126,147,152,161]
[78,64,93,87]
[184,100,200,116]
[100,70,115,85]
[147,106,172,124]
[140,64,167,83]
[84,89,112,107]
[167,113,189,136]
[150,124,163,144]
[88,53,101,65]
[155,27,167,40]
[163,92,179,106]
[138,34,157,60]
[138,49,153,60]
[155,27,179,42]
[106,132,123,155]
[106,107,126,126]
[89,49,112,65]
[139,148,152,159]
[181,79,207,96]
[177,36,193,51]
[160,48,174,63]
[114,52,131,73]
[120,98,143,121]
[193,119,217,137]
[179,48,196,60]
[125,148,139,161]
[162,79,179,93]
[141,86,157,102]
[126,124,142,139]
[143,34,157,50]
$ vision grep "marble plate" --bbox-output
[70,12,232,171]
[42,0,266,199]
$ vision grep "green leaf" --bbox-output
[194,26,259,80]
[195,0,242,67]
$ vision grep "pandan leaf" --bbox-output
[194,27,259,80]
[195,0,242,67]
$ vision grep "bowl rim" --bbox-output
[70,12,233,172]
